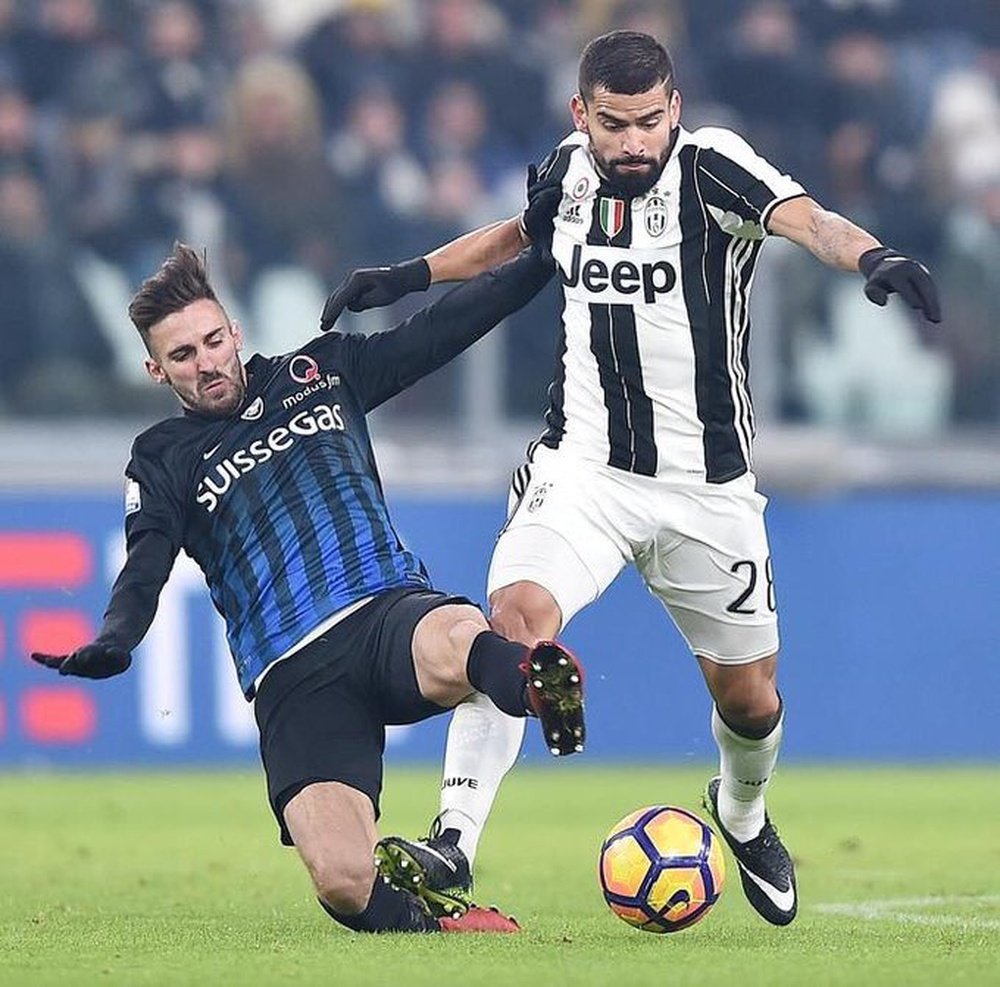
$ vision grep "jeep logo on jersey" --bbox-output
[560,243,677,303]
[599,197,625,239]
[195,402,346,513]
[645,195,667,236]
[289,355,320,384]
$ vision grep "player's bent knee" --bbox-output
[489,582,561,645]
[705,654,780,729]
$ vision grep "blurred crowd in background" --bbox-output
[0,0,997,433]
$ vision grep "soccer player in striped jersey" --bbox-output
[322,31,940,927]
[30,241,588,935]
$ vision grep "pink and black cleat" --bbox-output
[520,640,585,756]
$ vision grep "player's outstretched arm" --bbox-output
[424,164,563,281]
[320,164,563,331]
[767,196,941,323]
[318,220,522,332]
[347,245,555,411]
[31,529,176,679]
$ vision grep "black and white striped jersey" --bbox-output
[534,126,806,483]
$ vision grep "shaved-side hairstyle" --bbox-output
[129,243,220,346]
[578,30,674,102]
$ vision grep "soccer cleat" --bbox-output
[520,640,585,756]
[374,827,473,919]
[703,776,797,926]
[438,906,520,933]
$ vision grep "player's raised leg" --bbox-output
[408,602,584,753]
[699,654,797,926]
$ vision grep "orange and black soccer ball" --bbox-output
[598,805,726,933]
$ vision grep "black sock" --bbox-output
[318,877,439,933]
[465,630,530,717]
[717,692,784,741]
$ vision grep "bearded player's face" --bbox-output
[144,299,247,417]
[571,82,681,197]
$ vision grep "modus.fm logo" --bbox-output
[283,354,340,410]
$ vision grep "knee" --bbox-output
[713,672,780,733]
[489,584,560,645]
[312,854,376,916]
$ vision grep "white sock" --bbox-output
[711,704,783,843]
[435,692,525,867]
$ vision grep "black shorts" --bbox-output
[254,588,473,846]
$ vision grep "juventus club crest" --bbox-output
[645,195,667,236]
[526,482,552,513]
[599,197,625,239]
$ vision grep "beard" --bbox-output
[593,127,678,197]
[171,368,246,417]
[198,374,245,416]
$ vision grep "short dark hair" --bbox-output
[128,242,219,342]
[578,30,674,102]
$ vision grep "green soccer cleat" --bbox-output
[375,827,473,919]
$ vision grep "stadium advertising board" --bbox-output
[1,493,997,765]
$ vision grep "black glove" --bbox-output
[320,257,431,331]
[518,162,564,246]
[32,642,132,679]
[859,247,942,323]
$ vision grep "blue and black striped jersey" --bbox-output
[111,250,552,697]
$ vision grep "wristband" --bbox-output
[858,246,895,277]
[399,256,432,292]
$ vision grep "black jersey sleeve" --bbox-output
[123,438,187,552]
[91,436,187,652]
[334,247,554,411]
[95,529,177,653]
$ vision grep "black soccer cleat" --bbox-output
[375,827,473,919]
[520,640,585,756]
[703,776,797,926]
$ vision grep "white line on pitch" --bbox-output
[815,895,1000,931]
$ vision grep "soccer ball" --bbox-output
[598,805,725,933]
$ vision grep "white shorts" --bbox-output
[486,449,779,664]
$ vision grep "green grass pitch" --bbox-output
[1,764,998,986]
